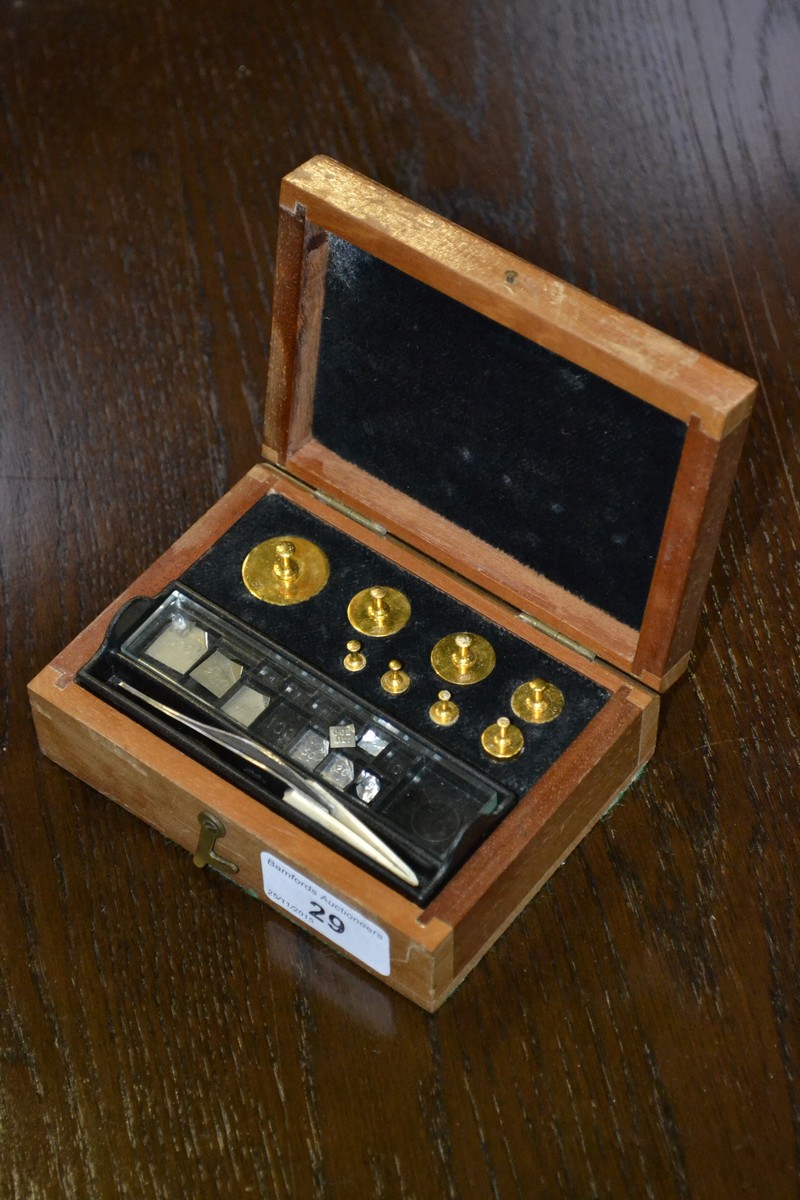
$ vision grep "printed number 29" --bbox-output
[309,900,345,935]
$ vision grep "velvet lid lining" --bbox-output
[309,235,687,632]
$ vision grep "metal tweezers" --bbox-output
[119,680,419,887]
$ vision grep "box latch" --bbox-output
[193,811,239,875]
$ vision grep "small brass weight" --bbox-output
[431,632,496,686]
[343,639,367,672]
[381,659,410,695]
[430,690,459,726]
[481,716,524,760]
[242,535,329,605]
[511,678,565,724]
[348,586,411,637]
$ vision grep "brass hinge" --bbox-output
[261,460,387,536]
[313,489,387,536]
[517,612,596,661]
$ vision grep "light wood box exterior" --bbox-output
[29,158,755,1010]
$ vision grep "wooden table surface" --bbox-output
[3,2,797,1196]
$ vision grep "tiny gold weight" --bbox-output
[430,632,496,686]
[511,678,564,724]
[429,690,459,726]
[481,716,524,760]
[242,536,329,605]
[381,659,410,695]
[343,639,366,672]
[347,586,411,637]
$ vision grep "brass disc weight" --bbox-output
[431,632,496,686]
[511,679,565,724]
[481,718,524,760]
[429,691,460,727]
[347,586,411,637]
[242,536,330,605]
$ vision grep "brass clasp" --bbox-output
[193,811,239,876]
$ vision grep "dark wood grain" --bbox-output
[3,0,798,1196]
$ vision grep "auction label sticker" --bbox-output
[261,852,391,975]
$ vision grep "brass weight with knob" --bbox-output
[430,632,496,685]
[481,716,524,760]
[429,690,459,726]
[242,536,330,605]
[348,586,411,637]
[511,678,564,723]
[381,659,410,695]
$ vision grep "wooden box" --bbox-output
[28,156,756,1010]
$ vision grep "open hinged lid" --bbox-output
[263,156,756,691]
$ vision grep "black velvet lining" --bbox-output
[310,235,687,631]
[179,491,610,797]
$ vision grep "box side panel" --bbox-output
[634,416,751,688]
[263,202,305,462]
[29,671,454,1010]
[422,689,651,981]
[263,203,326,464]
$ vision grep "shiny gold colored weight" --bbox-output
[481,716,524,760]
[429,690,459,726]
[511,678,564,724]
[343,640,366,672]
[242,536,329,605]
[381,659,410,695]
[430,632,496,686]
[347,586,411,637]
